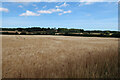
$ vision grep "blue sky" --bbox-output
[1,2,118,31]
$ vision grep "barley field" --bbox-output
[2,35,119,78]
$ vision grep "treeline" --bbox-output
[0,27,120,38]
[1,27,84,32]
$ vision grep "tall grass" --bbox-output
[2,35,119,78]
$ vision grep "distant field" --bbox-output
[2,35,119,78]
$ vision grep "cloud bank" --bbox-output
[19,10,40,16]
[37,9,63,14]
[0,8,9,12]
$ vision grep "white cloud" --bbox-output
[32,4,38,9]
[86,14,91,16]
[32,4,37,7]
[37,9,63,14]
[79,2,93,6]
[84,2,93,5]
[63,10,72,13]
[35,7,38,9]
[79,0,105,2]
[43,5,47,8]
[1,0,59,2]
[50,9,63,12]
[18,5,23,8]
[0,7,9,12]
[79,0,105,5]
[56,2,69,8]
[59,10,72,15]
[19,10,40,16]
[38,8,71,15]
[58,13,63,15]
[37,8,72,15]
[37,10,52,14]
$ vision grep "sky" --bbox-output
[0,2,118,31]
[0,0,118,2]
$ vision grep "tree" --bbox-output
[80,29,84,33]
[105,31,110,35]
